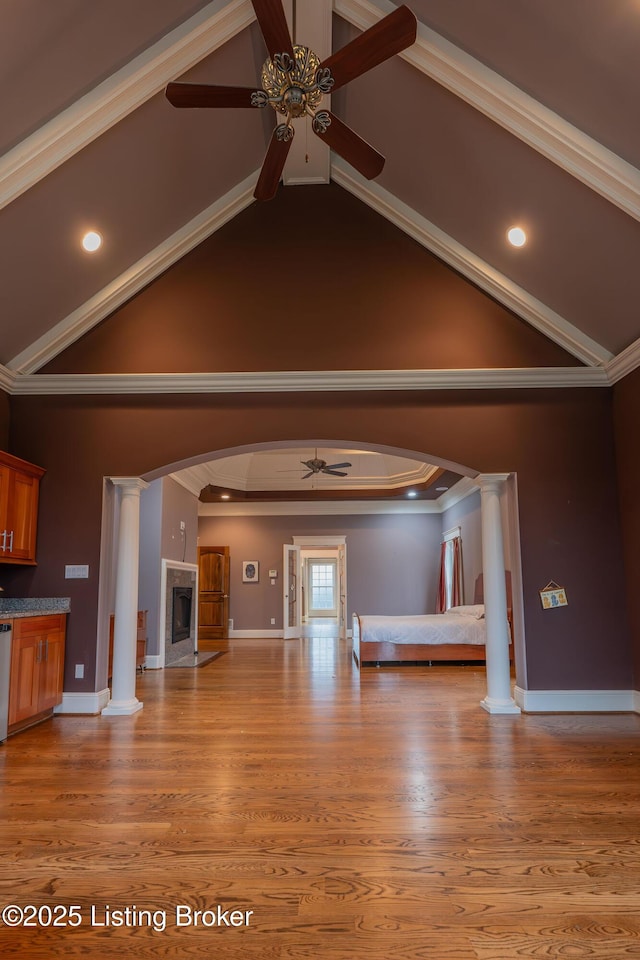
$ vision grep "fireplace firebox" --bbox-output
[172,587,193,643]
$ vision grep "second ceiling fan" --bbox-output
[166,0,417,200]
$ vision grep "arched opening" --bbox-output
[100,438,523,714]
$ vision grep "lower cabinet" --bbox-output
[8,614,66,732]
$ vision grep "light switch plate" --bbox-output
[65,564,89,579]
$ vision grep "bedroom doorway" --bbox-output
[284,536,347,640]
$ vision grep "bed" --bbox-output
[352,575,512,668]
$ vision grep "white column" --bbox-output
[102,477,148,716]
[478,474,520,715]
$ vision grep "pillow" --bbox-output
[448,604,485,619]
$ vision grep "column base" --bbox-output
[480,696,521,715]
[101,698,143,716]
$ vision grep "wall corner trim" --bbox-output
[54,688,111,715]
[514,686,635,713]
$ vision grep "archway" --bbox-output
[102,438,522,715]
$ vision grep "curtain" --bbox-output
[450,536,462,608]
[436,540,447,613]
[436,536,463,612]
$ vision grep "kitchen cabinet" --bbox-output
[0,450,45,565]
[8,614,66,732]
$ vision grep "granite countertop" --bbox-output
[0,597,70,618]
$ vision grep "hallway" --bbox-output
[1,636,639,959]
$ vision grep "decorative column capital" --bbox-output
[477,473,510,494]
[110,477,149,494]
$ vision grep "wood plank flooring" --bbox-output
[1,636,640,959]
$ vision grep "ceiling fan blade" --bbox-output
[325,462,352,470]
[254,127,293,201]
[323,470,348,477]
[302,471,315,479]
[320,5,417,92]
[252,0,294,60]
[166,83,261,109]
[313,113,384,180]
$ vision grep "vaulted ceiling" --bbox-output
[1,0,639,400]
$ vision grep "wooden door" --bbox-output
[198,546,230,640]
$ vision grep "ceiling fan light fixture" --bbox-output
[165,2,417,200]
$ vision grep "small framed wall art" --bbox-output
[242,561,259,583]
[539,580,568,609]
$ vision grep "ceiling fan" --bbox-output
[165,0,417,200]
[300,455,352,479]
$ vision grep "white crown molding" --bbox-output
[438,477,480,513]
[4,366,610,396]
[199,499,442,516]
[335,0,640,223]
[8,173,258,375]
[605,337,640,385]
[0,364,14,393]
[0,0,254,212]
[332,161,612,368]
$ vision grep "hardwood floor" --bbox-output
[1,636,640,959]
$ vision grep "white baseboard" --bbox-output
[144,654,163,669]
[515,686,636,713]
[229,629,284,638]
[54,687,110,715]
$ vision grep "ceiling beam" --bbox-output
[335,0,640,224]
[0,0,255,212]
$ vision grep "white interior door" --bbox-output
[283,544,301,639]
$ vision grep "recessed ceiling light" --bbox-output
[407,490,417,498]
[507,226,527,247]
[82,230,103,253]
[435,486,449,492]
[220,493,230,500]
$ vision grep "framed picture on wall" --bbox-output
[242,561,259,583]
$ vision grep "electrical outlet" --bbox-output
[75,664,84,679]
[270,618,276,625]
[180,520,186,531]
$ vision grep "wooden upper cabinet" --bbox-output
[0,451,45,565]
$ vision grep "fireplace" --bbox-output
[172,587,193,644]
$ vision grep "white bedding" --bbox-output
[358,612,486,646]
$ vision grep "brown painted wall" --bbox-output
[3,387,631,695]
[40,185,580,375]
[613,368,640,683]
